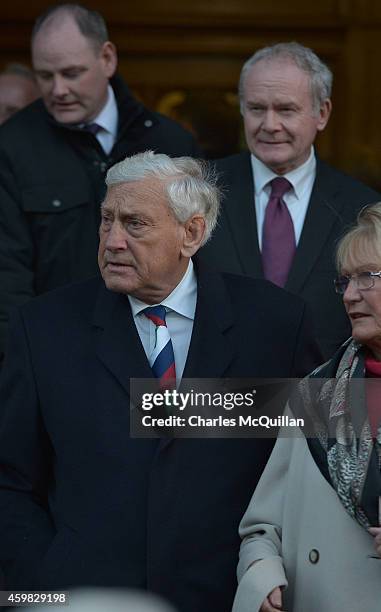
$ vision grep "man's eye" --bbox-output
[63,70,83,79]
[36,73,52,81]
[278,107,295,114]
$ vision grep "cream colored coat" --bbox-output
[232,426,381,612]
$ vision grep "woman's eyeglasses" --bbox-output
[334,271,381,294]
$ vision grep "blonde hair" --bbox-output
[336,202,381,272]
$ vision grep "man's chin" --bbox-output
[49,107,86,125]
[253,150,294,174]
[102,274,136,296]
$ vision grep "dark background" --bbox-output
[1,0,380,187]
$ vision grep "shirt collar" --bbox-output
[128,259,197,320]
[251,146,316,199]
[92,84,118,138]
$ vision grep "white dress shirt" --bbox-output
[91,85,118,154]
[128,260,197,387]
[251,148,316,249]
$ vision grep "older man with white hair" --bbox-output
[0,3,202,363]
[0,152,320,612]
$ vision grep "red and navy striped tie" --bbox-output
[143,305,176,389]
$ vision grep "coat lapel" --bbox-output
[92,282,153,397]
[182,268,235,379]
[221,152,263,278]
[286,159,344,294]
[158,267,236,451]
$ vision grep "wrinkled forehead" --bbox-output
[247,57,310,85]
[102,178,170,214]
[244,57,314,108]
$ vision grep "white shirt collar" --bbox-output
[128,259,197,320]
[251,147,316,200]
[92,84,118,139]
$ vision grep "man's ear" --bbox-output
[316,98,332,132]
[180,215,206,258]
[100,41,118,79]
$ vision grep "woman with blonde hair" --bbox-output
[233,203,381,612]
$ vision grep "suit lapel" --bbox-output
[182,268,235,379]
[158,267,236,451]
[221,152,263,277]
[92,283,153,397]
[286,159,344,294]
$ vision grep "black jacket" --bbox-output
[0,76,202,358]
[198,152,381,360]
[0,268,321,612]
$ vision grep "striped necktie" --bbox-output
[143,305,176,389]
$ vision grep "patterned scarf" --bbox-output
[295,340,381,529]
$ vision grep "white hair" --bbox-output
[106,151,220,245]
[239,41,333,114]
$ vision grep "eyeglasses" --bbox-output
[334,271,381,294]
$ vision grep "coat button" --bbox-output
[52,199,62,208]
[144,119,153,127]
[309,549,319,564]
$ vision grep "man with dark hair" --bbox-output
[0,3,201,360]
[199,42,380,361]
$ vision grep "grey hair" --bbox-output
[106,151,220,245]
[239,41,333,114]
[32,4,109,51]
[336,202,381,272]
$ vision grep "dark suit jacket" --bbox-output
[0,75,202,361]
[0,267,321,612]
[198,152,381,360]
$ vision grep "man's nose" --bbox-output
[51,75,70,97]
[104,222,128,251]
[261,110,281,131]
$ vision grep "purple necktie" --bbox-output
[262,177,295,287]
[83,122,101,135]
